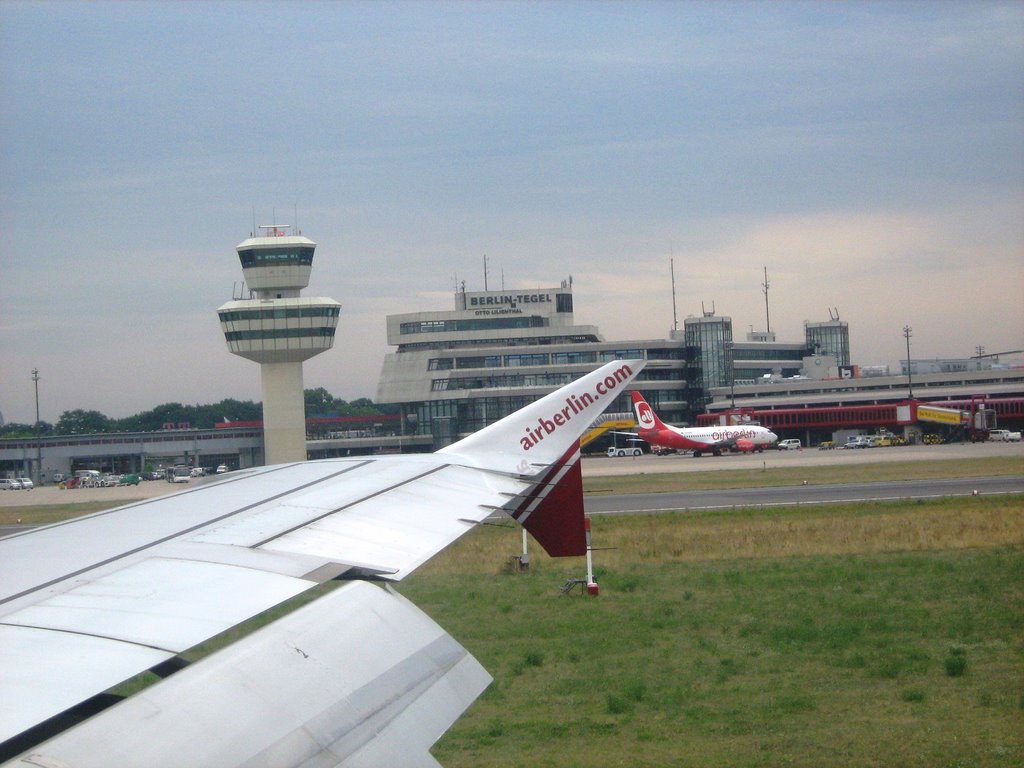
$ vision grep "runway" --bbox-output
[585,475,1024,515]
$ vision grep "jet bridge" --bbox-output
[580,412,636,447]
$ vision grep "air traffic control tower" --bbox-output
[217,225,341,464]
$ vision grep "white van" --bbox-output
[989,429,1021,442]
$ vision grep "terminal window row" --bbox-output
[396,334,602,353]
[426,349,649,371]
[431,372,577,391]
[733,348,808,362]
[400,316,548,335]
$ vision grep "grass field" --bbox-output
[401,496,1024,768]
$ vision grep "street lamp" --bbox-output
[902,325,914,399]
[32,368,41,484]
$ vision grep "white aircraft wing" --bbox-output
[0,358,644,767]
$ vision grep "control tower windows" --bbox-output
[237,246,315,268]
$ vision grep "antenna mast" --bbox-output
[762,266,771,334]
[483,254,489,292]
[670,257,678,331]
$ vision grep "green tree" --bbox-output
[55,409,112,435]
[0,422,35,438]
[304,387,337,416]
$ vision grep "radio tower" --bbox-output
[217,224,341,464]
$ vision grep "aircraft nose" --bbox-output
[768,431,778,443]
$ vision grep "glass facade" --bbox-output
[805,320,850,366]
[684,315,733,399]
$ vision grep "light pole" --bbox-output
[902,325,914,399]
[726,341,736,410]
[32,368,41,484]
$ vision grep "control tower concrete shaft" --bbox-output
[217,225,340,464]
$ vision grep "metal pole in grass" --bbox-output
[585,517,598,596]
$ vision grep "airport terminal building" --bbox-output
[374,282,857,447]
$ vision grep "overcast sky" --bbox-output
[1,1,1022,424]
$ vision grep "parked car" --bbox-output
[0,479,21,490]
[777,439,801,451]
[989,429,1022,442]
[16,477,33,490]
[215,464,228,474]
[119,474,141,486]
[844,436,871,449]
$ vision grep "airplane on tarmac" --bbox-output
[0,359,645,767]
[629,391,778,457]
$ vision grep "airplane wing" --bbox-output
[0,359,644,767]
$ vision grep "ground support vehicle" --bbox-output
[607,446,644,457]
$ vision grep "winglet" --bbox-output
[440,359,645,474]
[504,443,587,556]
[441,359,644,557]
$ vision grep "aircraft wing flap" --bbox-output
[12,582,491,768]
[0,558,312,746]
[261,463,526,580]
[0,623,172,744]
[2,557,310,651]
[189,456,453,548]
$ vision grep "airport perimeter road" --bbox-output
[584,475,1024,515]
[583,441,1022,513]
[0,477,203,508]
[582,440,1022,477]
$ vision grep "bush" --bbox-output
[523,649,544,668]
[944,647,967,677]
[606,692,633,715]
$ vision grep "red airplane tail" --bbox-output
[631,391,667,432]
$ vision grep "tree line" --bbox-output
[0,388,398,438]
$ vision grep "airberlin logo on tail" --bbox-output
[520,364,634,451]
[635,401,656,429]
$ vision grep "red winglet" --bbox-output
[513,444,587,557]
